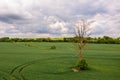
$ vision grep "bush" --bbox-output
[50,45,56,49]
[75,59,88,70]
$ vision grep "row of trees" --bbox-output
[0,37,51,42]
[64,36,120,44]
[85,36,120,44]
[0,36,119,44]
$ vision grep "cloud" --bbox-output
[91,13,120,37]
[0,0,120,38]
[0,14,25,24]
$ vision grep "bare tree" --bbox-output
[74,19,93,61]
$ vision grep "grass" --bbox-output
[0,42,120,80]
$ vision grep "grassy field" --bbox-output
[0,42,120,80]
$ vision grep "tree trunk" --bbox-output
[80,48,82,61]
[79,38,83,61]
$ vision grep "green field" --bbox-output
[0,42,120,80]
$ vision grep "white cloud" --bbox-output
[49,21,68,33]
[0,0,120,38]
[91,13,120,37]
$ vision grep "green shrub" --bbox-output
[50,45,56,49]
[75,59,88,70]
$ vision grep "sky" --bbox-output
[0,0,120,38]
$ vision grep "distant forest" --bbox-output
[0,36,120,44]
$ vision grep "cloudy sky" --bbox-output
[0,0,120,38]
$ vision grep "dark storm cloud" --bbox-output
[0,14,25,24]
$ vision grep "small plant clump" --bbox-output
[73,59,88,72]
[50,45,56,49]
[25,43,31,47]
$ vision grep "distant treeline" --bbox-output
[0,36,120,44]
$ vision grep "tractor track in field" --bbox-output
[12,42,51,50]
[0,70,19,80]
[1,56,77,80]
